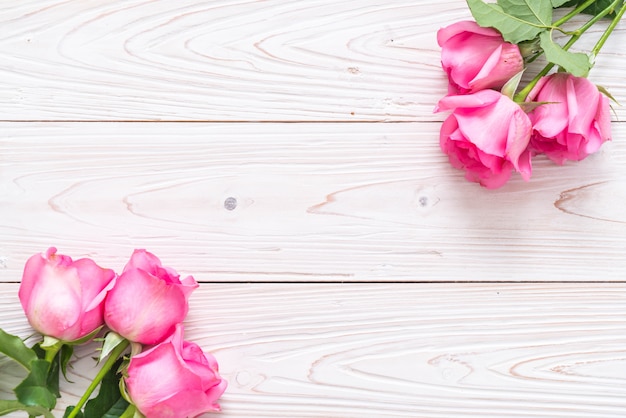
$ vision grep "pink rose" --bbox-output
[437,21,523,94]
[435,90,532,189]
[125,324,227,418]
[18,247,116,342]
[104,250,198,345]
[526,72,612,164]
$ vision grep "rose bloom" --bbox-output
[526,72,611,164]
[104,250,198,345]
[125,324,227,418]
[437,20,523,94]
[435,90,532,189]
[19,247,116,342]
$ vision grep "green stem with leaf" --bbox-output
[553,0,598,27]
[40,335,66,374]
[515,0,623,102]
[44,345,60,365]
[591,2,626,57]
[66,339,130,418]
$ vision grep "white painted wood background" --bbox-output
[1,1,625,417]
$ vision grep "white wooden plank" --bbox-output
[1,283,626,417]
[0,0,624,121]
[1,122,626,282]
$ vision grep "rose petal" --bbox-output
[105,269,188,344]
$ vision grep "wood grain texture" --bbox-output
[1,122,625,282]
[2,1,626,416]
[2,283,626,417]
[0,0,624,121]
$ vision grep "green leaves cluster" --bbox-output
[562,0,624,16]
[0,329,61,417]
[0,329,130,418]
[467,0,552,44]
[62,357,130,418]
[466,0,622,77]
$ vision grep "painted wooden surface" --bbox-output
[0,0,625,122]
[2,283,626,417]
[1,0,626,417]
[1,122,626,282]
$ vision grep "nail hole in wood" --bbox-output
[224,197,237,211]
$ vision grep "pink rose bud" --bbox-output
[18,247,116,342]
[435,90,532,189]
[526,72,612,164]
[125,324,227,418]
[437,20,524,94]
[104,249,198,345]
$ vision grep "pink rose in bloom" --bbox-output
[526,72,611,164]
[125,324,227,418]
[437,20,523,94]
[104,250,198,345]
[18,247,116,342]
[435,90,532,189]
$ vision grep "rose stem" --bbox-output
[43,345,60,365]
[66,339,130,418]
[553,0,598,27]
[591,2,626,57]
[514,0,621,102]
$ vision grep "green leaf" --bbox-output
[597,84,621,105]
[0,329,38,371]
[14,359,57,410]
[117,362,131,405]
[518,37,543,63]
[44,352,60,399]
[100,332,127,362]
[60,345,74,382]
[585,0,624,16]
[40,336,62,350]
[63,406,85,418]
[67,357,130,418]
[466,0,553,43]
[31,343,45,360]
[519,101,557,112]
[84,357,129,418]
[0,400,54,418]
[31,341,71,394]
[539,30,591,76]
[551,0,571,7]
[68,326,104,346]
[559,0,623,16]
[501,69,525,99]
[98,398,131,418]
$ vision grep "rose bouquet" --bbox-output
[0,248,226,418]
[436,0,623,188]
